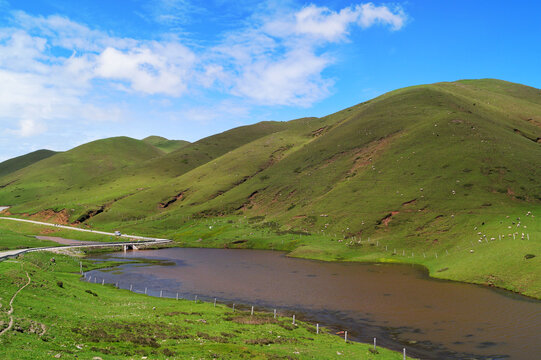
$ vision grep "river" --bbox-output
[86,247,541,359]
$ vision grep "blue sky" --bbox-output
[0,0,540,161]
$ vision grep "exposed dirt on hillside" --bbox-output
[377,211,400,227]
[28,209,70,225]
[236,190,263,211]
[524,116,541,128]
[348,133,401,176]
[317,133,401,175]
[74,206,105,223]
[159,191,187,209]
[402,199,417,206]
[311,126,329,137]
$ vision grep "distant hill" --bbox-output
[0,136,164,218]
[0,149,57,179]
[143,136,190,153]
[1,79,540,297]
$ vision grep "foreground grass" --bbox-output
[0,252,411,359]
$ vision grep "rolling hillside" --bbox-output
[0,149,57,178]
[142,136,190,153]
[1,79,540,297]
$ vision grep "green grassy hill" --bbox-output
[142,135,190,153]
[0,150,57,178]
[1,79,540,297]
[0,137,165,221]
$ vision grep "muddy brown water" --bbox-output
[87,248,541,359]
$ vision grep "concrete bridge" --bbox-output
[0,216,172,261]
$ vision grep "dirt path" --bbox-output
[35,236,101,246]
[0,271,31,337]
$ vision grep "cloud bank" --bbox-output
[0,2,407,138]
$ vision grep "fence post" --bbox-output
[251,306,254,315]
[403,348,406,360]
[101,279,104,285]
[160,290,163,298]
[232,303,235,312]
[214,298,216,307]
[145,287,147,295]
[374,337,376,350]
[273,309,276,318]
[129,284,132,291]
[344,331,347,342]
[292,314,295,325]
[194,295,198,303]
[316,323,319,334]
[79,261,82,274]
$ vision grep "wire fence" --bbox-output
[80,270,410,359]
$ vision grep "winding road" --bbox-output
[0,216,172,261]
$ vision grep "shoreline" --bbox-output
[1,214,539,300]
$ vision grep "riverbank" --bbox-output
[118,215,540,299]
[0,251,412,359]
[1,214,540,299]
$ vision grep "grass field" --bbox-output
[0,251,412,359]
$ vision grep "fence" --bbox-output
[81,270,410,359]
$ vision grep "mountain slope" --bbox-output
[0,79,539,297]
[0,149,57,178]
[0,137,165,219]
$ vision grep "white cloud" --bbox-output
[95,42,196,96]
[357,3,406,30]
[13,118,47,137]
[0,2,408,144]
[11,10,137,52]
[264,2,406,42]
[230,48,332,106]
[144,0,207,26]
[211,2,406,106]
